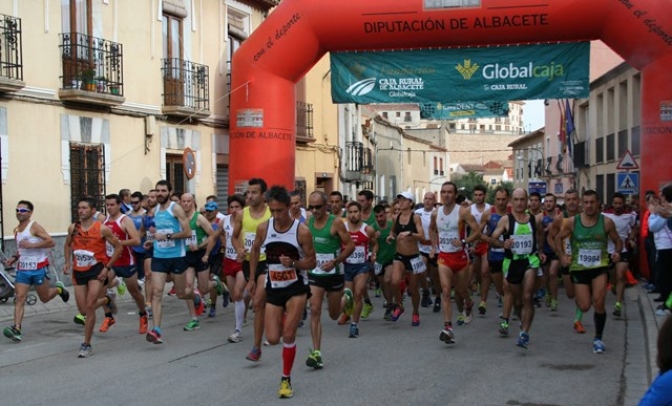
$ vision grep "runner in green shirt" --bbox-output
[372,204,396,320]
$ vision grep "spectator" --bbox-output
[648,185,672,316]
[638,315,672,405]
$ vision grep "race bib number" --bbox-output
[186,230,197,248]
[18,254,40,270]
[347,246,366,264]
[74,249,97,268]
[268,263,298,289]
[225,243,237,259]
[312,253,336,275]
[244,232,255,252]
[564,239,572,255]
[578,249,602,268]
[106,242,114,257]
[374,262,383,276]
[491,235,505,253]
[156,229,175,249]
[439,231,460,253]
[510,234,533,255]
[410,255,427,274]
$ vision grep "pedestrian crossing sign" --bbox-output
[617,172,638,194]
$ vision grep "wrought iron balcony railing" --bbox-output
[0,14,23,83]
[162,58,210,113]
[59,32,124,96]
[346,141,374,174]
[296,101,314,140]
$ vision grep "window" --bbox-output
[294,179,307,207]
[596,174,605,204]
[617,130,628,158]
[631,126,640,156]
[166,154,186,194]
[440,158,444,175]
[404,112,412,122]
[606,173,615,203]
[382,112,388,119]
[396,112,401,118]
[226,10,247,112]
[62,0,92,37]
[606,133,615,161]
[595,137,604,163]
[490,178,497,185]
[433,156,438,175]
[162,10,184,105]
[70,143,105,222]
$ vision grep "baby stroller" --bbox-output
[0,253,37,305]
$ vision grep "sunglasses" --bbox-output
[131,201,141,205]
[16,208,31,213]
[307,204,324,211]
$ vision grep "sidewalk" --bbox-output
[622,281,668,405]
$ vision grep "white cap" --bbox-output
[397,191,414,201]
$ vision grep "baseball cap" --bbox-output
[205,201,218,211]
[397,191,414,201]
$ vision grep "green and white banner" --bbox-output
[331,42,589,104]
[419,101,510,119]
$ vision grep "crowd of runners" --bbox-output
[5,177,668,399]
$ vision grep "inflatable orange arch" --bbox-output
[229,0,672,195]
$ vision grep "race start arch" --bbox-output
[229,0,672,194]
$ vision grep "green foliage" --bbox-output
[452,172,513,204]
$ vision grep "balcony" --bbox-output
[0,14,24,92]
[345,141,374,182]
[161,58,210,119]
[296,101,314,144]
[58,32,124,106]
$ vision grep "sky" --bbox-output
[524,99,545,133]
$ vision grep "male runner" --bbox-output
[342,201,378,336]
[555,190,623,354]
[203,200,227,317]
[479,187,510,317]
[221,194,247,343]
[528,192,542,216]
[388,191,425,326]
[3,201,68,342]
[356,189,377,317]
[64,197,122,357]
[248,186,316,398]
[430,182,481,344]
[305,191,354,368]
[541,193,561,311]
[488,188,545,349]
[416,192,440,312]
[602,192,637,318]
[233,178,271,361]
[127,191,147,282]
[145,180,193,344]
[180,193,222,331]
[100,194,147,334]
[329,191,345,218]
[469,185,491,316]
[372,204,396,320]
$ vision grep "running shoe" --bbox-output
[306,349,323,369]
[246,346,261,362]
[117,279,127,296]
[499,320,509,337]
[193,291,205,316]
[56,281,69,303]
[77,343,92,358]
[411,314,420,327]
[464,301,474,324]
[221,282,231,308]
[390,305,405,322]
[593,339,606,354]
[168,285,176,296]
[228,330,242,343]
[550,299,559,312]
[439,326,455,344]
[375,288,382,298]
[498,296,503,308]
[383,306,393,321]
[99,317,116,333]
[139,314,149,334]
[74,313,86,325]
[3,325,21,342]
[184,319,200,331]
[433,297,441,313]
[478,301,487,316]
[421,293,432,308]
[456,314,466,326]
[612,302,622,318]
[208,306,216,318]
[655,307,671,316]
[349,323,359,338]
[573,320,586,334]
[146,328,163,344]
[213,275,225,295]
[517,332,529,349]
[343,288,354,316]
[361,302,374,319]
[278,377,293,399]
[337,313,350,325]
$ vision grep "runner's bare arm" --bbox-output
[63,223,75,274]
[462,209,481,244]
[231,212,244,259]
[121,216,141,247]
[26,222,55,249]
[101,225,123,268]
[296,224,316,271]
[604,216,623,259]
[489,216,509,248]
[334,220,355,263]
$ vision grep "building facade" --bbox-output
[508,129,545,192]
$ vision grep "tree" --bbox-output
[452,172,513,204]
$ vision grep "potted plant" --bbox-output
[95,76,107,92]
[81,68,96,91]
[108,83,120,95]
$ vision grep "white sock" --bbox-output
[235,300,245,331]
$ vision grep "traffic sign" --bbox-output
[617,172,639,194]
[528,181,547,195]
[616,150,638,170]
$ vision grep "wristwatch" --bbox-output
[166,233,173,241]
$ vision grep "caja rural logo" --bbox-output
[345,78,377,96]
